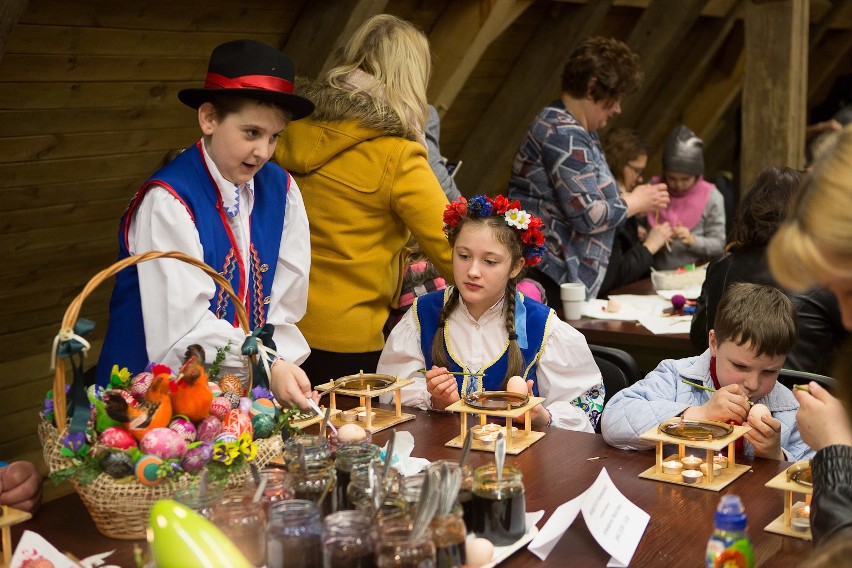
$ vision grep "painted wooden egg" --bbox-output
[219,374,244,395]
[221,391,241,409]
[99,450,135,478]
[140,427,187,460]
[196,415,222,442]
[222,409,253,437]
[251,413,275,439]
[99,426,138,450]
[215,431,238,445]
[130,371,154,398]
[238,396,253,415]
[180,442,214,474]
[250,398,276,417]
[168,416,197,443]
[209,396,232,420]
[208,381,223,398]
[135,454,165,486]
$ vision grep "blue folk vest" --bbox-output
[415,288,553,397]
[96,141,289,387]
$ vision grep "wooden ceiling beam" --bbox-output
[428,0,534,116]
[282,0,389,80]
[0,0,28,62]
[634,3,740,156]
[455,1,612,195]
[741,0,808,187]
[808,30,852,100]
[616,0,709,130]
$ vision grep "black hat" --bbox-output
[178,39,314,120]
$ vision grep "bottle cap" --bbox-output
[714,494,747,531]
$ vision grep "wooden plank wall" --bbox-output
[1,0,851,502]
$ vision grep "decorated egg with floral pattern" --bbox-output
[140,427,187,460]
[181,441,214,474]
[221,391,241,409]
[196,415,222,442]
[219,374,244,395]
[99,426,138,450]
[168,416,197,443]
[222,409,253,437]
[209,396,232,420]
[130,371,154,398]
[215,431,238,445]
[251,414,275,439]
[99,450,135,478]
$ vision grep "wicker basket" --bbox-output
[38,250,283,539]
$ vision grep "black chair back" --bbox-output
[589,345,642,433]
[777,368,838,395]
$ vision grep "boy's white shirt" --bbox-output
[127,140,311,378]
[377,296,600,432]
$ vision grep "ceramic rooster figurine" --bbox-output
[104,365,173,441]
[170,344,213,422]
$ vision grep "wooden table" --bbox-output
[566,278,700,373]
[14,410,812,567]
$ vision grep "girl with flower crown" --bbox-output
[378,195,604,431]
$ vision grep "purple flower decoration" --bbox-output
[251,386,272,401]
[467,195,493,217]
[60,431,90,458]
[42,397,55,415]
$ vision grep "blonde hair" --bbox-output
[326,14,430,139]
[768,123,852,291]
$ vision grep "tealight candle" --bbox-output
[681,470,704,484]
[700,463,722,478]
[714,454,728,467]
[681,455,703,470]
[662,460,684,475]
[791,505,811,533]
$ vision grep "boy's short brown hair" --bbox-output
[713,283,797,357]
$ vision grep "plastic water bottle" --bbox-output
[705,494,754,568]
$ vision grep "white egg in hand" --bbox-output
[336,423,367,443]
[465,537,494,568]
[749,403,771,423]
[506,375,527,394]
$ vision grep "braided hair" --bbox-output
[430,214,526,385]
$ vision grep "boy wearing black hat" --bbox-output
[97,40,319,410]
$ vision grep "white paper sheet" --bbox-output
[528,468,649,567]
[636,314,692,335]
[582,295,671,321]
[11,530,119,568]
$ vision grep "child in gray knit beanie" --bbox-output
[663,125,704,176]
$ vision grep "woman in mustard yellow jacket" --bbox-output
[274,14,453,384]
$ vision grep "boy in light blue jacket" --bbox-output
[602,282,813,461]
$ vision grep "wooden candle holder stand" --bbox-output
[1,505,32,567]
[638,418,752,492]
[443,396,546,455]
[764,462,813,541]
[288,406,342,430]
[315,378,416,434]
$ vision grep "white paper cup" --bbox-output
[562,300,584,320]
[560,282,586,301]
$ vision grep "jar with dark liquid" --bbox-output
[334,442,381,510]
[471,464,526,546]
[456,465,474,531]
[348,465,407,525]
[431,508,466,568]
[293,459,337,517]
[268,500,323,568]
[284,434,331,470]
[322,510,376,568]
[375,520,436,568]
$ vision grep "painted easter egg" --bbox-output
[222,409,253,438]
[208,381,223,398]
[215,431,238,445]
[99,450,135,478]
[100,426,138,450]
[130,371,155,398]
[181,442,214,474]
[251,414,275,439]
[250,398,276,417]
[169,416,197,443]
[196,415,222,442]
[148,501,252,568]
[238,396,253,415]
[219,374,243,396]
[221,391,241,409]
[140,427,187,460]
[113,389,138,407]
[209,397,232,420]
[135,454,165,486]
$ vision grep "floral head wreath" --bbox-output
[443,195,546,267]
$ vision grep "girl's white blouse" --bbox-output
[377,296,601,432]
[127,141,311,378]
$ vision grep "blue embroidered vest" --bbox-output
[415,288,553,396]
[96,141,289,387]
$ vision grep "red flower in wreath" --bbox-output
[443,197,468,227]
[521,228,545,247]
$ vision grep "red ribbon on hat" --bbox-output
[204,72,294,94]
